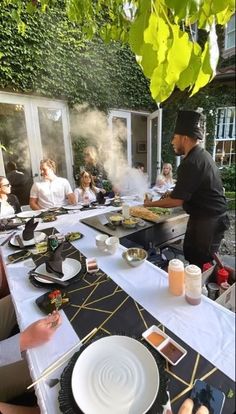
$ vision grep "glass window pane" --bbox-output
[38,107,67,177]
[0,103,33,205]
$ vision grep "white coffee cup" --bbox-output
[105,236,119,255]
[95,234,109,251]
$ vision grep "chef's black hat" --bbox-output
[174,110,205,140]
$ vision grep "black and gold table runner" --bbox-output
[32,227,235,413]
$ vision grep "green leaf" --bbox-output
[139,44,157,79]
[129,2,151,55]
[190,40,212,96]
[177,43,202,91]
[164,0,201,21]
[165,25,193,85]
[150,62,175,103]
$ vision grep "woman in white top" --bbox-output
[154,163,175,193]
[74,171,105,204]
[0,176,21,218]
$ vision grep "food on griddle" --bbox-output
[147,207,170,215]
[130,206,160,222]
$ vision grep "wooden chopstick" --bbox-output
[27,327,98,390]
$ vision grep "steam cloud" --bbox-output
[71,104,149,199]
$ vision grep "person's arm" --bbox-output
[29,183,41,210]
[29,197,41,210]
[144,196,183,208]
[19,311,61,351]
[67,192,76,205]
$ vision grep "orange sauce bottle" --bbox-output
[168,259,185,296]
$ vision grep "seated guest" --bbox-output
[153,163,175,193]
[74,171,105,204]
[134,162,145,173]
[6,162,32,206]
[0,295,61,403]
[83,146,106,188]
[29,159,76,210]
[0,177,21,217]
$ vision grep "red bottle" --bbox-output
[216,268,229,285]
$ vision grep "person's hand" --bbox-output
[143,196,153,207]
[20,311,62,352]
[178,398,209,414]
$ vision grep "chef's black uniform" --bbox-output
[171,145,230,269]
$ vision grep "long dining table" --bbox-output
[1,205,235,414]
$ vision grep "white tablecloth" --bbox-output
[1,205,235,414]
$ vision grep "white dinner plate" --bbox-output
[71,335,159,414]
[63,205,83,210]
[34,258,81,284]
[10,231,46,247]
[16,211,41,219]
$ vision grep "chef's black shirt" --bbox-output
[171,145,227,217]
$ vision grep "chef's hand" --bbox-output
[19,310,62,352]
[177,398,209,414]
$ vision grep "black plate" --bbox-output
[66,232,84,242]
[36,290,70,314]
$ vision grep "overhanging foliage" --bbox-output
[2,0,235,103]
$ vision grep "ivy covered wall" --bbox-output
[0,1,156,112]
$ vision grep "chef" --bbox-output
[144,110,230,269]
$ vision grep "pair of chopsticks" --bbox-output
[0,231,16,246]
[27,327,98,390]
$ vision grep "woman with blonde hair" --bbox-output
[154,163,175,194]
[74,171,105,204]
[83,146,106,187]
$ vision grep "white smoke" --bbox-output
[71,105,149,199]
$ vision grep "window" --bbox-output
[214,107,236,166]
[225,14,235,50]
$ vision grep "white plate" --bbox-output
[71,335,159,414]
[10,231,46,247]
[16,211,41,218]
[63,205,83,210]
[34,258,81,284]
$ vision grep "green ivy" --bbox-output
[0,2,156,112]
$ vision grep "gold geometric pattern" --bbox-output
[34,229,235,413]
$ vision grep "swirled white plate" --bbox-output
[71,335,159,414]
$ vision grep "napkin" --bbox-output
[45,242,65,278]
[96,191,105,205]
[22,217,38,241]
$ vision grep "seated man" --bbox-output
[0,295,61,403]
[29,159,76,210]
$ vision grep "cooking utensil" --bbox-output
[30,271,70,287]
[15,234,25,248]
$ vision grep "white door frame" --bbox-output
[147,108,162,181]
[0,92,73,184]
[108,110,132,167]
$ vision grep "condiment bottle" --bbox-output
[185,265,202,305]
[216,268,229,285]
[168,259,185,296]
[122,204,130,219]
